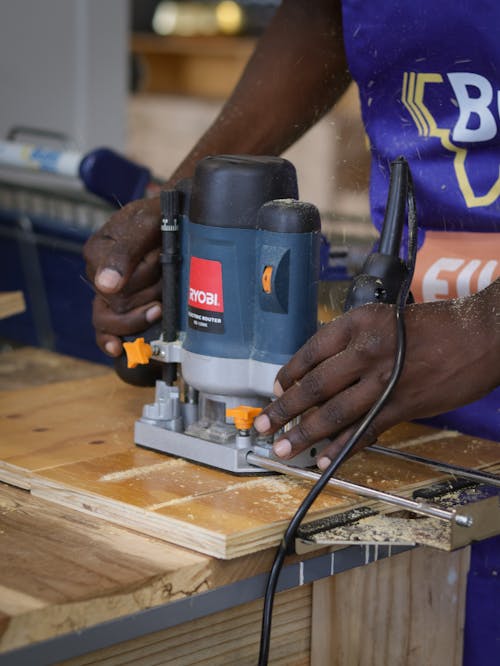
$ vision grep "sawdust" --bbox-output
[147,475,299,512]
[312,513,451,549]
[146,477,272,511]
[99,458,190,482]
[217,476,285,495]
[390,430,460,450]
[0,497,18,514]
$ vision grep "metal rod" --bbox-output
[246,452,473,527]
[160,189,181,386]
[369,444,500,488]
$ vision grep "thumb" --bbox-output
[95,266,124,293]
[84,196,162,294]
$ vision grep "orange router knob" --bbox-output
[262,265,273,293]
[123,337,153,368]
[226,405,263,431]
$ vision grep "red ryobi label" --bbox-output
[187,257,225,333]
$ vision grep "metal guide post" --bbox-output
[246,452,473,526]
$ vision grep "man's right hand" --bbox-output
[83,196,163,357]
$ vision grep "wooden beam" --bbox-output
[0,291,25,320]
[0,482,207,653]
[0,481,288,655]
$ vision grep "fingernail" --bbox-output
[273,380,284,397]
[145,304,162,322]
[317,456,331,471]
[254,414,271,433]
[273,439,292,458]
[96,268,121,291]
[105,340,121,357]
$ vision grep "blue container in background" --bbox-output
[0,181,112,364]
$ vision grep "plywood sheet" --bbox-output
[1,373,499,559]
[0,374,152,484]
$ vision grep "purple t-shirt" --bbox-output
[341,0,500,440]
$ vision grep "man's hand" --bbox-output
[83,196,163,356]
[254,285,500,469]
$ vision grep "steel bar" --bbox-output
[246,452,473,527]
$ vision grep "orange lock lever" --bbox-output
[226,405,263,431]
[123,338,153,368]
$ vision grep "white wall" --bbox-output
[0,0,129,153]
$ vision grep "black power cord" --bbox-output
[257,158,418,665]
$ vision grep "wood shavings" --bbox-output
[312,513,451,550]
[99,458,190,482]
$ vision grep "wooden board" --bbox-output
[0,481,287,656]
[0,482,204,653]
[57,585,311,666]
[1,373,499,559]
[0,346,109,391]
[0,291,25,320]
[0,479,472,666]
[310,546,470,666]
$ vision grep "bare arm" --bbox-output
[169,0,350,182]
[84,0,350,355]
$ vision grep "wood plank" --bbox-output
[0,482,285,655]
[0,374,152,482]
[58,585,311,666]
[0,346,109,391]
[1,351,491,665]
[1,374,499,559]
[310,546,470,666]
[0,291,25,320]
[0,482,206,653]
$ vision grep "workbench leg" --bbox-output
[310,546,470,666]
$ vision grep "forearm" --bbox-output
[169,0,350,184]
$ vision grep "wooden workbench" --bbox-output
[1,347,498,665]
